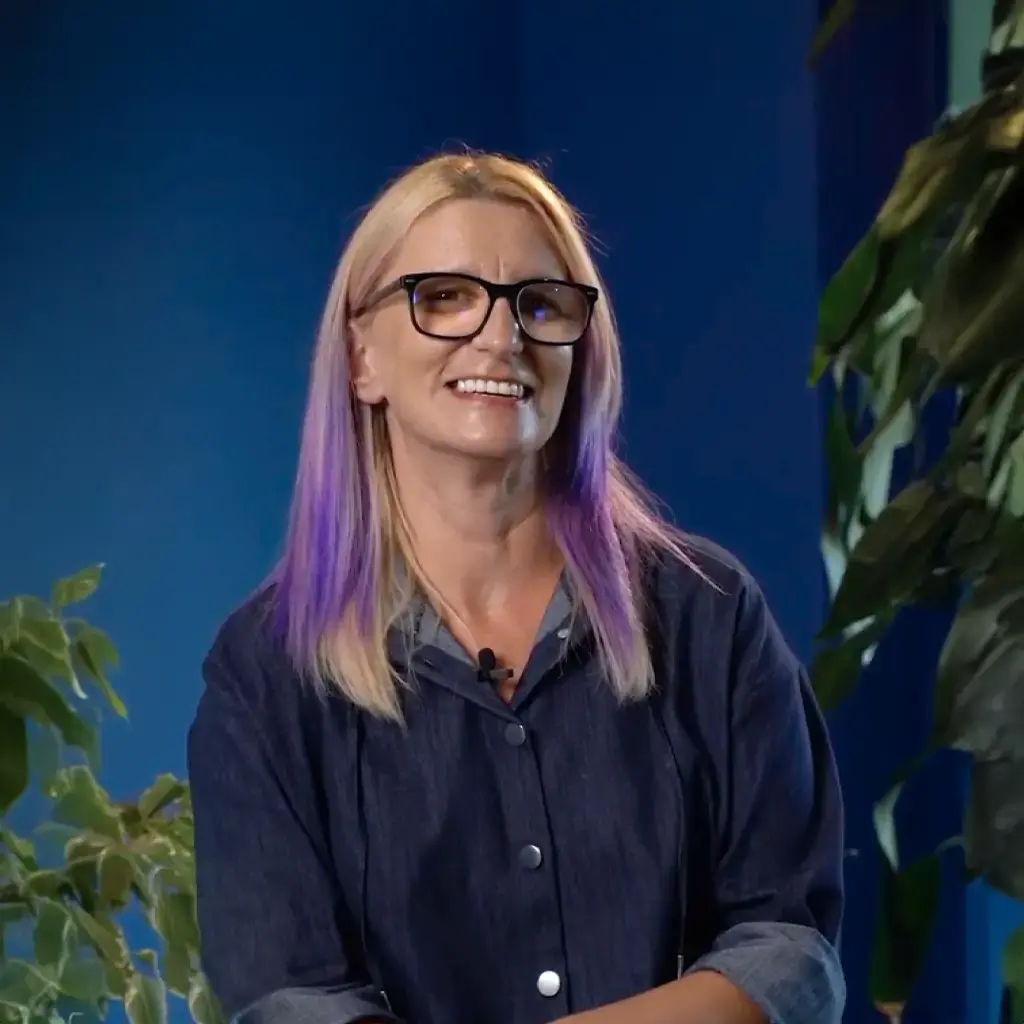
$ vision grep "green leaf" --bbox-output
[51,567,103,611]
[58,956,107,1005]
[0,599,21,649]
[162,945,191,997]
[983,367,1024,482]
[0,706,29,815]
[874,782,906,873]
[964,756,1024,901]
[918,165,1024,381]
[98,850,135,908]
[138,776,187,820]
[934,569,1024,757]
[1003,923,1024,1024]
[51,769,121,842]
[28,725,62,798]
[68,907,125,967]
[33,901,75,970]
[821,480,957,637]
[188,974,223,1024]
[124,972,167,1024]
[68,624,124,719]
[0,656,96,763]
[812,230,881,376]
[809,615,892,711]
[823,396,863,520]
[869,855,941,1013]
[807,0,856,68]
[13,606,82,697]
[153,891,198,952]
[0,959,53,1010]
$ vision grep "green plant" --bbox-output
[0,567,219,1024]
[809,1,1024,1022]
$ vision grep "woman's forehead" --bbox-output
[389,198,565,278]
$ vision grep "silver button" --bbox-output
[518,844,543,870]
[556,627,570,639]
[537,970,561,997]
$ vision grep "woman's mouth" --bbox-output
[446,378,533,402]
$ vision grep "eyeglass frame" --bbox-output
[350,271,600,346]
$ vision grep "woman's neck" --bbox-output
[390,446,562,616]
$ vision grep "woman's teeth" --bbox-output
[452,378,527,399]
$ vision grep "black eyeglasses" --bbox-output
[352,272,599,346]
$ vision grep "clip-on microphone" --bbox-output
[477,647,515,685]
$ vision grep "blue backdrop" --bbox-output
[0,0,988,1020]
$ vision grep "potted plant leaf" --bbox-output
[0,566,219,1024]
[809,0,1024,1020]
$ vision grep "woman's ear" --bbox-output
[349,322,386,404]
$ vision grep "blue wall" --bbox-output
[0,0,821,798]
[0,0,972,1021]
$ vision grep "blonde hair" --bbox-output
[273,152,701,720]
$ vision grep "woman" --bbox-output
[188,152,845,1024]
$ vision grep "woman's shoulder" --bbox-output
[646,531,761,621]
[644,532,798,684]
[200,584,299,706]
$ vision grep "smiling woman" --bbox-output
[187,152,846,1024]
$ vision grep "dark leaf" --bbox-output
[0,655,97,764]
[813,230,880,374]
[934,569,1024,756]
[1003,923,1024,1024]
[810,615,892,711]
[51,566,103,610]
[0,599,21,649]
[824,395,863,522]
[964,756,1024,901]
[919,167,1024,381]
[807,0,856,67]
[0,707,28,815]
[983,367,1024,482]
[821,480,957,637]
[869,855,941,1011]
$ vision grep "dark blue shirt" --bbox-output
[188,537,845,1024]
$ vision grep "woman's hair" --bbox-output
[271,151,701,720]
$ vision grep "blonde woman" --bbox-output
[188,153,845,1024]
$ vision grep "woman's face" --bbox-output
[350,198,576,464]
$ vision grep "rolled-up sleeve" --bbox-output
[189,626,400,1024]
[687,579,846,1024]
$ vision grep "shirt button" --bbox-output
[537,971,561,997]
[518,844,543,870]
[556,627,570,639]
[504,722,527,746]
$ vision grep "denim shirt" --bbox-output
[188,537,846,1024]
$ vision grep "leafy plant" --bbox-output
[0,567,219,1024]
[809,0,1024,1021]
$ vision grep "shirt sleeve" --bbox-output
[188,621,401,1024]
[685,578,846,1024]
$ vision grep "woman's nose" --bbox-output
[473,298,523,354]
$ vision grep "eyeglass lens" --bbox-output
[410,275,589,344]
